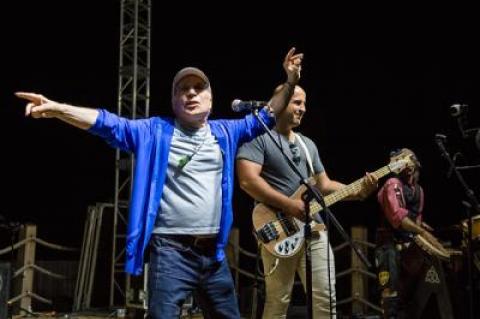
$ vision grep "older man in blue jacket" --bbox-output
[16,48,303,318]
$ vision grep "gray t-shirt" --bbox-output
[236,130,325,197]
[154,122,223,235]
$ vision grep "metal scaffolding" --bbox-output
[111,0,151,307]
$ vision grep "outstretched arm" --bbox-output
[314,171,347,195]
[268,47,304,115]
[315,171,378,200]
[16,92,99,130]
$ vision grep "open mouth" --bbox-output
[185,101,200,109]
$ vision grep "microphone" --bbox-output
[449,103,468,117]
[231,99,268,112]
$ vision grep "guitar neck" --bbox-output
[310,165,392,214]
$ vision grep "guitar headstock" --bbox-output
[388,149,417,174]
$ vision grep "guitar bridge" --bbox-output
[256,223,279,243]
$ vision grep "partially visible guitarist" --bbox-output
[376,148,439,319]
[236,83,378,318]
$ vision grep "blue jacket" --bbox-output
[88,108,274,274]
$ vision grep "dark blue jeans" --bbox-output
[147,234,240,319]
[375,242,400,292]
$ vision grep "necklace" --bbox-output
[275,129,299,164]
[177,125,209,169]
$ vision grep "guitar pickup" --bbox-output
[279,217,299,237]
[256,223,279,243]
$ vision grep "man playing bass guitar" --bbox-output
[236,83,378,318]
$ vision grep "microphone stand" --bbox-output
[253,109,372,319]
[435,135,477,319]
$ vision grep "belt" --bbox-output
[161,234,217,251]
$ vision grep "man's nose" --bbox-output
[186,87,197,96]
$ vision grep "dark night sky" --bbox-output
[1,2,479,254]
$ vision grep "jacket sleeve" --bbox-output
[377,178,409,228]
[227,107,275,145]
[87,109,151,153]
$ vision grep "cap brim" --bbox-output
[173,67,210,87]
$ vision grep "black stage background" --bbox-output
[1,1,479,315]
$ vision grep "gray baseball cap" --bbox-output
[172,67,210,95]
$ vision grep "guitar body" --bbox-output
[252,153,414,258]
[253,181,325,258]
[253,203,303,258]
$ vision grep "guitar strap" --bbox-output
[295,133,314,176]
[260,134,316,271]
[295,134,325,226]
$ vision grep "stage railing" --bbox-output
[0,224,77,316]
[227,226,382,317]
[1,223,381,316]
[333,226,382,315]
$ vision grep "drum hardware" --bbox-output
[435,133,479,319]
